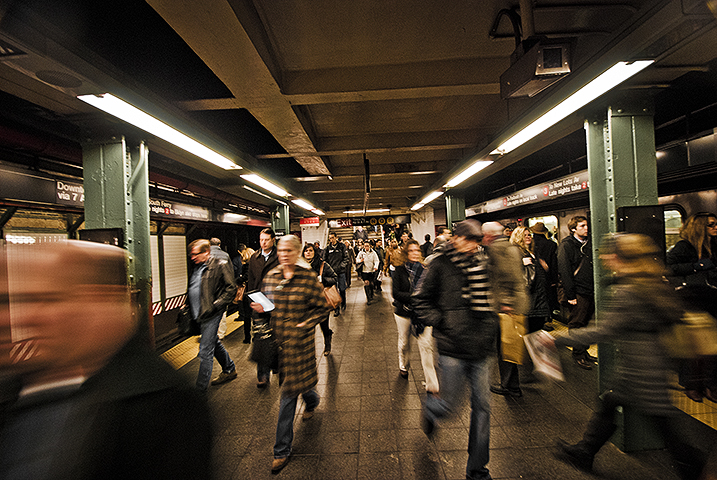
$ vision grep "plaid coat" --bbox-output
[262,264,328,397]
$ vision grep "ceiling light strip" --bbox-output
[77,93,240,170]
[491,60,653,155]
[240,174,288,197]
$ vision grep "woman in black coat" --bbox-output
[303,244,337,355]
[666,212,717,403]
[553,234,705,479]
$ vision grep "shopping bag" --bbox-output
[660,310,717,359]
[524,330,565,381]
[499,313,528,365]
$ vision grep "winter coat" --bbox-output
[486,237,530,315]
[309,256,337,288]
[188,255,237,322]
[356,249,380,273]
[557,235,594,300]
[555,277,683,415]
[246,248,279,291]
[666,239,717,316]
[392,264,417,318]
[262,264,328,397]
[324,241,349,274]
[520,248,550,318]
[412,252,498,360]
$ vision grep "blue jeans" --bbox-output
[274,390,320,458]
[196,310,235,391]
[425,354,494,480]
[337,273,347,292]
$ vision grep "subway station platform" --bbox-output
[174,277,715,480]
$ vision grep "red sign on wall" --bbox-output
[300,217,320,225]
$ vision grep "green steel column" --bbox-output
[83,137,153,345]
[445,194,465,229]
[585,97,659,452]
[272,204,290,235]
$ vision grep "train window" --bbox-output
[527,215,559,242]
[664,209,683,251]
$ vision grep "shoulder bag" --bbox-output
[177,304,200,336]
[660,310,717,358]
[232,283,246,304]
[320,262,342,309]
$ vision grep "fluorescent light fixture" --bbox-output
[411,190,444,211]
[291,198,315,211]
[77,93,240,170]
[491,60,653,155]
[343,208,390,214]
[445,160,494,188]
[240,174,288,197]
[311,209,325,216]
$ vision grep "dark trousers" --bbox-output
[567,294,594,358]
[577,391,704,479]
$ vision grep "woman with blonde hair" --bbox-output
[666,212,717,403]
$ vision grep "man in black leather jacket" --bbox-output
[324,233,349,315]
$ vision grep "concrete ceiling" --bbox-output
[0,0,715,217]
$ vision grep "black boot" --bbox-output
[340,290,347,310]
[364,285,372,304]
[323,330,333,356]
[555,439,594,471]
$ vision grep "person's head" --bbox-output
[452,220,483,253]
[404,239,422,264]
[237,243,247,253]
[314,241,321,248]
[440,227,452,239]
[680,212,717,257]
[529,222,550,238]
[425,234,431,242]
[259,228,276,253]
[209,237,221,247]
[363,242,373,251]
[568,216,589,240]
[188,239,211,264]
[510,226,533,252]
[401,232,409,243]
[329,233,339,245]
[601,233,665,277]
[357,239,363,246]
[357,226,363,231]
[302,243,317,261]
[277,235,302,266]
[1,241,134,383]
[390,239,398,249]
[481,221,504,246]
[376,240,383,248]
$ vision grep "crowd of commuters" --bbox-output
[2,215,714,479]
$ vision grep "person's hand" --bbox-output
[568,298,577,306]
[539,259,549,271]
[296,321,308,328]
[250,302,264,313]
[500,305,514,313]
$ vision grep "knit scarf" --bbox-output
[445,243,492,312]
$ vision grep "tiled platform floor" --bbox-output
[178,276,714,480]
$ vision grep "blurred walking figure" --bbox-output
[666,212,717,403]
[187,239,238,390]
[413,220,499,480]
[529,222,559,330]
[553,234,706,479]
[491,226,545,397]
[210,238,231,340]
[0,241,212,479]
[324,233,349,315]
[303,244,337,356]
[356,241,379,304]
[250,235,328,473]
[392,239,438,392]
[557,216,596,370]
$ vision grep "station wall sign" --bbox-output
[468,170,589,215]
[149,198,209,220]
[328,215,411,228]
[300,217,320,226]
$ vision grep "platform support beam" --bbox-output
[83,137,153,347]
[585,95,660,452]
[445,194,465,229]
[272,204,290,235]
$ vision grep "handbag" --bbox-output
[177,305,200,336]
[660,310,717,358]
[232,283,247,304]
[249,321,279,371]
[499,313,528,364]
[320,262,342,309]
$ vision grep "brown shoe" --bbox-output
[211,370,237,385]
[271,456,290,473]
[685,389,704,403]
